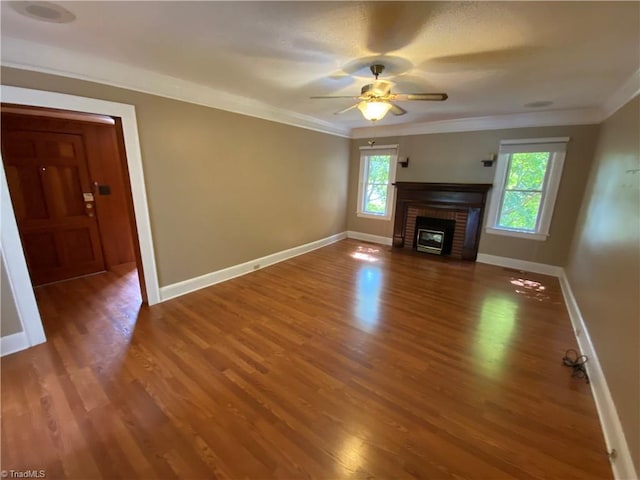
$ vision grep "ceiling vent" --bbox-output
[10,1,76,23]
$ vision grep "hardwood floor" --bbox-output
[1,239,611,479]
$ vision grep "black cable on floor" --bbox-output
[562,349,589,384]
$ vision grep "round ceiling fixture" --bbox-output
[10,1,76,23]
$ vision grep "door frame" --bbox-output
[1,86,161,352]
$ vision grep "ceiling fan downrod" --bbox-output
[370,64,385,80]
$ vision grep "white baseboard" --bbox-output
[347,231,393,246]
[476,251,637,479]
[476,253,563,277]
[159,232,347,301]
[1,331,29,357]
[559,271,637,480]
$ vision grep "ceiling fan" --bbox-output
[311,64,448,122]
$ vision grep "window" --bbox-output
[357,145,398,219]
[485,137,569,240]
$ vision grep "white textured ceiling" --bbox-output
[1,1,639,135]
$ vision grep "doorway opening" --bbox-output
[0,87,160,354]
[1,105,145,290]
[1,105,146,328]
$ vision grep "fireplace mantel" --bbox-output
[392,182,492,260]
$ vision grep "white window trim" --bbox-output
[485,137,569,241]
[356,144,399,220]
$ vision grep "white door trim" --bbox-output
[1,86,160,350]
[1,166,46,350]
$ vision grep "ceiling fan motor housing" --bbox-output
[361,80,393,97]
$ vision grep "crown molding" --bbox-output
[0,37,350,138]
[601,68,640,119]
[351,68,640,139]
[349,108,605,139]
[3,36,636,141]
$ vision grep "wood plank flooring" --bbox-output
[1,239,612,479]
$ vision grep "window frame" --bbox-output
[485,137,569,241]
[356,144,399,220]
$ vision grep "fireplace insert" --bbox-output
[414,216,455,255]
[417,229,445,254]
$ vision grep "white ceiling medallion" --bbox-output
[10,1,75,23]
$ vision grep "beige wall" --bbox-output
[565,96,640,472]
[1,252,23,336]
[1,67,350,287]
[348,125,599,265]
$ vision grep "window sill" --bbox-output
[485,227,548,241]
[357,212,391,221]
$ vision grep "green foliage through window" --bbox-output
[498,152,549,231]
[363,155,391,215]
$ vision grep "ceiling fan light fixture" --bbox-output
[358,100,392,122]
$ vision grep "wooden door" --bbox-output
[2,129,106,286]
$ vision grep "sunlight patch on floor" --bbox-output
[354,265,382,332]
[350,246,381,263]
[474,295,518,378]
[510,277,550,301]
[338,434,367,476]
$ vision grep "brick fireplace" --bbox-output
[392,182,492,260]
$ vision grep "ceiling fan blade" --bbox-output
[391,93,448,101]
[310,95,360,99]
[389,103,407,116]
[334,103,359,115]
